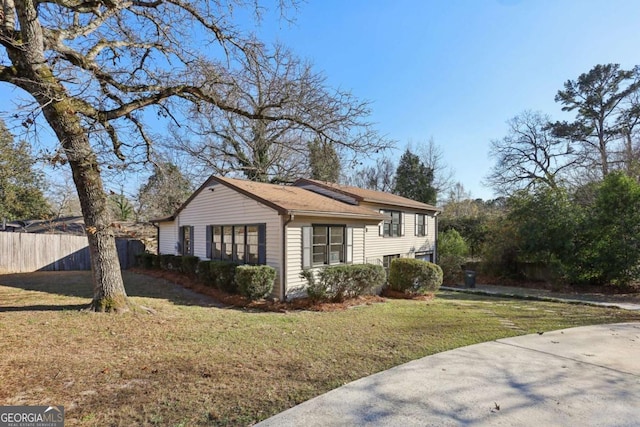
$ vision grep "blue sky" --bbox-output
[1,0,639,202]
[248,0,640,199]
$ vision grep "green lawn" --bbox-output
[1,271,639,426]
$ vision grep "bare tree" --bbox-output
[0,1,375,312]
[345,157,396,191]
[416,137,455,201]
[47,170,82,218]
[169,43,390,183]
[485,111,580,195]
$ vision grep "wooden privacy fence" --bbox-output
[0,232,145,273]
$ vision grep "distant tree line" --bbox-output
[443,63,640,287]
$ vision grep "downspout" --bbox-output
[153,223,160,255]
[434,212,440,263]
[281,213,295,301]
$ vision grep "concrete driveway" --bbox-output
[257,323,640,426]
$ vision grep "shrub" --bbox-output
[388,258,443,294]
[197,260,214,285]
[300,264,386,302]
[181,255,200,276]
[437,229,469,285]
[136,252,157,269]
[160,254,181,271]
[349,264,386,296]
[300,269,328,302]
[235,265,277,300]
[210,261,239,293]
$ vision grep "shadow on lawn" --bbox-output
[0,270,222,311]
[435,290,510,302]
[0,303,89,312]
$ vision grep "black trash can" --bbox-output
[464,270,476,288]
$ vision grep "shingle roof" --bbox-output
[153,176,386,222]
[294,178,440,212]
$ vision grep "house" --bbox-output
[153,176,440,300]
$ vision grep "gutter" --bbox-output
[281,213,295,301]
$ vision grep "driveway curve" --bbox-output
[257,323,640,426]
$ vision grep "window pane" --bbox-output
[330,227,344,244]
[246,225,258,245]
[213,226,221,242]
[213,242,222,259]
[313,246,327,265]
[234,227,245,262]
[330,244,344,263]
[313,226,327,244]
[247,245,259,264]
[223,226,233,260]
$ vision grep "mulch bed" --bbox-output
[130,268,425,312]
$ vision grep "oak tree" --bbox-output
[486,111,580,195]
[169,43,389,183]
[0,1,360,311]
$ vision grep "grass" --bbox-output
[1,271,639,426]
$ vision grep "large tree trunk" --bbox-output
[7,0,129,312]
[43,106,129,313]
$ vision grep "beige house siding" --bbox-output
[156,178,439,300]
[158,182,284,298]
[158,222,178,255]
[362,203,437,265]
[284,217,368,298]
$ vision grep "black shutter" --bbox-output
[178,226,184,255]
[258,223,267,265]
[205,225,212,259]
[189,226,195,255]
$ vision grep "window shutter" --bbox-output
[178,226,184,255]
[425,216,429,236]
[346,227,353,264]
[400,212,405,236]
[205,225,212,259]
[189,226,195,255]
[415,214,419,236]
[258,223,267,265]
[379,210,384,236]
[302,226,312,269]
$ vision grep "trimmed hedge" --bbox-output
[181,255,200,276]
[160,254,181,271]
[388,258,443,294]
[235,265,277,300]
[300,264,386,302]
[197,260,214,285]
[210,261,239,293]
[136,252,157,269]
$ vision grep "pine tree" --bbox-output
[0,122,50,220]
[308,139,341,182]
[393,149,437,204]
[138,162,192,220]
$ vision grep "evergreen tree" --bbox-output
[308,139,341,182]
[138,162,192,220]
[0,122,49,220]
[393,149,437,204]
